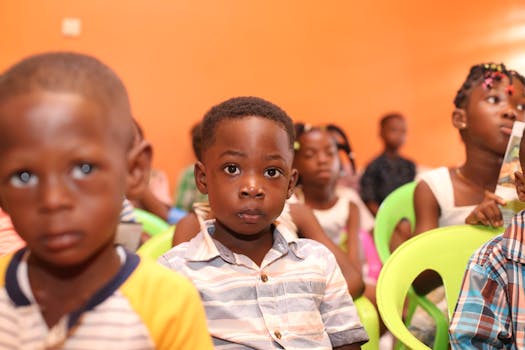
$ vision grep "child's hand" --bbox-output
[464,190,506,227]
[515,171,525,201]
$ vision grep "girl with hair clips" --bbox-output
[392,63,525,263]
[391,62,525,346]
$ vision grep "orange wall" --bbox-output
[1,1,525,192]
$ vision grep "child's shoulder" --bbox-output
[0,251,16,288]
[123,254,200,304]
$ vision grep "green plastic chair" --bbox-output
[374,181,452,349]
[137,226,174,259]
[354,296,380,350]
[134,208,170,237]
[374,181,416,262]
[376,224,502,349]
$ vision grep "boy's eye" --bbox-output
[264,168,282,179]
[9,171,38,188]
[487,96,500,104]
[517,104,525,112]
[223,164,240,175]
[71,163,95,179]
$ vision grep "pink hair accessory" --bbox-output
[482,77,493,90]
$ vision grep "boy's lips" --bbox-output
[41,231,82,251]
[237,209,264,224]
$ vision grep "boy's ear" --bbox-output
[194,161,208,195]
[286,168,299,199]
[452,108,467,130]
[125,140,152,200]
[515,171,525,201]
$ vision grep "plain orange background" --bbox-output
[1,1,525,193]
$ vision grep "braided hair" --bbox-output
[453,62,525,108]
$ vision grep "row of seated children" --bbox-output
[145,61,525,348]
[0,53,369,349]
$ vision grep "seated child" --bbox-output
[359,113,416,216]
[159,96,368,349]
[0,52,212,349]
[291,123,382,331]
[449,130,525,348]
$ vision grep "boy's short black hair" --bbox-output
[200,96,295,155]
[0,52,133,142]
[380,113,404,129]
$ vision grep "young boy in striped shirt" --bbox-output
[0,52,213,349]
[160,96,368,349]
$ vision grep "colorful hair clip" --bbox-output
[482,77,493,90]
[493,71,504,81]
[294,141,301,151]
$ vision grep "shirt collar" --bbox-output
[184,219,304,263]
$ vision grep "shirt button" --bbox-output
[261,273,268,282]
[274,330,282,339]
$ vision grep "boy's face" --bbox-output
[293,130,340,186]
[0,91,130,267]
[381,117,407,150]
[195,116,297,237]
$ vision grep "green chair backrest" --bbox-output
[374,181,416,263]
[376,224,502,349]
[134,208,170,237]
[137,226,175,260]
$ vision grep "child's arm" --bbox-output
[289,203,365,298]
[345,202,362,272]
[464,191,506,227]
[390,180,439,253]
[133,187,170,221]
[172,212,201,246]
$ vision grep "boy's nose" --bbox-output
[239,178,265,199]
[39,177,73,211]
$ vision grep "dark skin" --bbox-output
[194,116,298,266]
[173,201,365,297]
[365,117,408,216]
[129,122,170,222]
[293,128,382,333]
[391,73,525,294]
[0,91,151,327]
[192,116,362,349]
